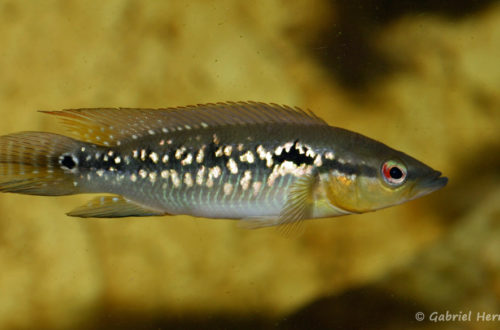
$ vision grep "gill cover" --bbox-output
[325,160,412,213]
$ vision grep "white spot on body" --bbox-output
[306,148,316,158]
[181,153,193,166]
[184,173,193,187]
[96,169,105,177]
[209,165,222,179]
[266,162,313,187]
[256,145,266,159]
[139,169,147,179]
[140,149,147,161]
[239,150,255,163]
[240,170,252,191]
[223,183,233,195]
[196,147,205,163]
[224,145,232,157]
[314,155,323,167]
[114,156,121,164]
[130,173,137,182]
[252,181,262,196]
[149,172,157,183]
[162,154,169,163]
[226,158,238,174]
[170,170,180,187]
[296,142,306,154]
[284,141,294,152]
[325,152,335,160]
[161,170,169,179]
[175,146,186,160]
[150,152,159,163]
[196,166,205,185]
[265,152,273,168]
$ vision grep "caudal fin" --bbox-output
[0,132,82,196]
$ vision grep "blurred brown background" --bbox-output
[0,1,499,329]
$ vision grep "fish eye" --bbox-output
[381,160,407,186]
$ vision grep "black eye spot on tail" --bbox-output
[59,153,78,171]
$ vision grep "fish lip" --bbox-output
[410,171,448,199]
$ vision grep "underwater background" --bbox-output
[0,1,499,329]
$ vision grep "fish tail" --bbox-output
[0,132,82,196]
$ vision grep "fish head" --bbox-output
[325,147,448,214]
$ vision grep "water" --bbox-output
[0,1,499,329]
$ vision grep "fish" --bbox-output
[0,102,447,229]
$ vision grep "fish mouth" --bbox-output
[411,171,448,200]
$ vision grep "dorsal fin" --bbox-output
[40,101,327,146]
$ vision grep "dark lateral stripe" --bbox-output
[272,141,314,166]
[323,158,378,177]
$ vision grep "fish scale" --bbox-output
[0,102,447,228]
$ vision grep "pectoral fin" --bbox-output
[275,174,317,235]
[67,195,166,218]
[238,174,317,234]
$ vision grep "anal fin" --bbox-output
[67,195,166,218]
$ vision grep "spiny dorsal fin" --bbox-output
[67,195,166,218]
[41,102,327,146]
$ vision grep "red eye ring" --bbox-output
[382,160,407,186]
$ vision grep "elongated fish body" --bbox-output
[0,102,447,228]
